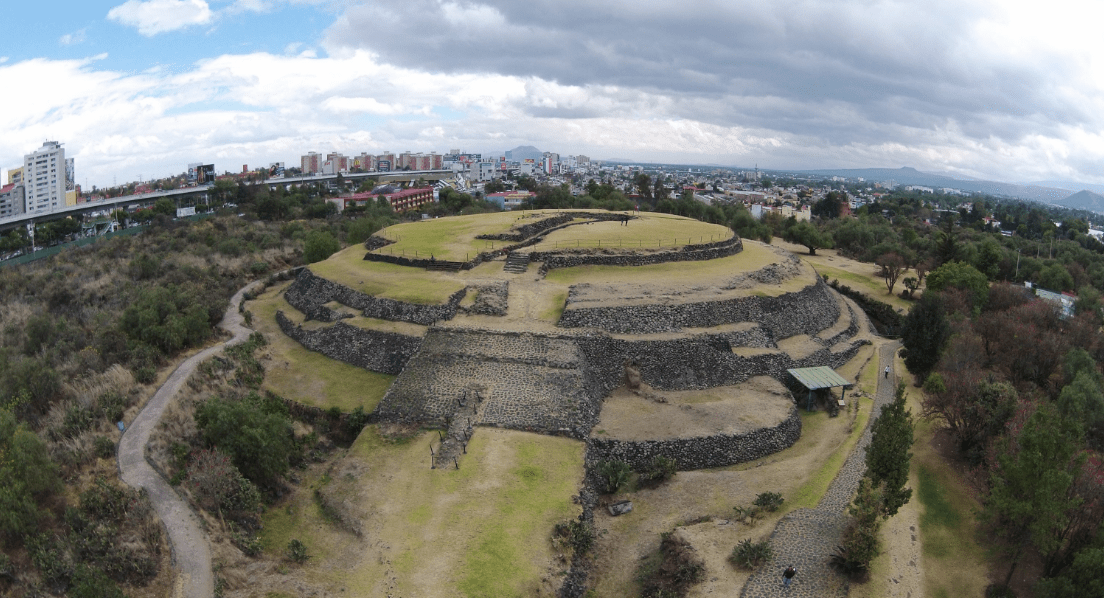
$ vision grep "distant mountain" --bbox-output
[1057,190,1104,213]
[1027,180,1104,195]
[505,145,543,161]
[795,167,1071,205]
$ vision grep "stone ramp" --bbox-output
[375,328,601,438]
[740,509,850,598]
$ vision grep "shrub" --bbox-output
[195,394,296,488]
[63,403,94,438]
[597,459,633,494]
[287,539,309,563]
[28,533,73,590]
[185,449,262,517]
[732,505,761,524]
[753,491,784,513]
[639,455,677,485]
[93,436,115,459]
[69,563,125,598]
[303,230,340,263]
[729,538,773,569]
[553,519,597,557]
[345,406,371,436]
[135,366,156,384]
[95,391,127,422]
[639,532,706,598]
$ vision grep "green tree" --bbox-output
[926,261,989,311]
[1035,546,1104,598]
[986,403,1085,586]
[782,221,832,255]
[303,230,340,263]
[0,409,61,539]
[900,292,951,380]
[974,237,1004,281]
[194,394,296,488]
[812,191,845,219]
[865,382,914,516]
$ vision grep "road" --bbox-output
[118,280,261,598]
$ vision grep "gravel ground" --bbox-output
[117,280,262,598]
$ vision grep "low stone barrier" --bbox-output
[586,406,801,471]
[560,276,838,336]
[276,311,422,375]
[284,269,465,325]
[532,234,743,274]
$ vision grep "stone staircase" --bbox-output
[433,388,483,469]
[426,260,465,272]
[503,252,531,273]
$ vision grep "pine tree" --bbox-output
[901,292,950,380]
[865,382,914,517]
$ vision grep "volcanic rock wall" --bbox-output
[275,311,422,375]
[559,276,838,337]
[586,406,802,471]
[284,269,465,325]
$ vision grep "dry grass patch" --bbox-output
[246,282,394,412]
[252,426,584,598]
[595,378,794,441]
[771,240,915,311]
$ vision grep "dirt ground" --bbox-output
[595,377,793,440]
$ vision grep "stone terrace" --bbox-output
[375,329,601,438]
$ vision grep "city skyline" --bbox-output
[3,0,1103,189]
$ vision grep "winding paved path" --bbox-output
[741,341,901,597]
[118,281,262,598]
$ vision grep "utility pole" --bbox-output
[1016,248,1022,280]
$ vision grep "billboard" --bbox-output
[176,206,196,218]
[187,164,215,184]
[377,159,392,172]
[268,162,285,179]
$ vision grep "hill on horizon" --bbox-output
[1057,190,1104,213]
[504,145,543,161]
[796,166,1072,205]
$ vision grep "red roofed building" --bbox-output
[343,187,435,212]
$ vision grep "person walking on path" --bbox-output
[884,366,890,379]
[782,565,797,587]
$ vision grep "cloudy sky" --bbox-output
[2,0,1103,188]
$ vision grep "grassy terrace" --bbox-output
[369,210,562,262]
[246,282,395,412]
[261,427,584,598]
[545,240,805,287]
[310,244,468,304]
[528,212,731,251]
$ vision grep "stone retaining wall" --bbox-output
[284,268,465,325]
[476,214,574,241]
[276,311,422,375]
[576,331,868,392]
[586,406,801,471]
[532,234,743,274]
[560,276,838,337]
[375,328,603,438]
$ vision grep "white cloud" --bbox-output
[0,57,8,64]
[59,29,87,46]
[107,0,214,36]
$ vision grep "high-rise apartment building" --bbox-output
[23,141,69,214]
[0,183,25,218]
[301,152,323,174]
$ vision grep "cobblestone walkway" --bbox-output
[740,341,900,597]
